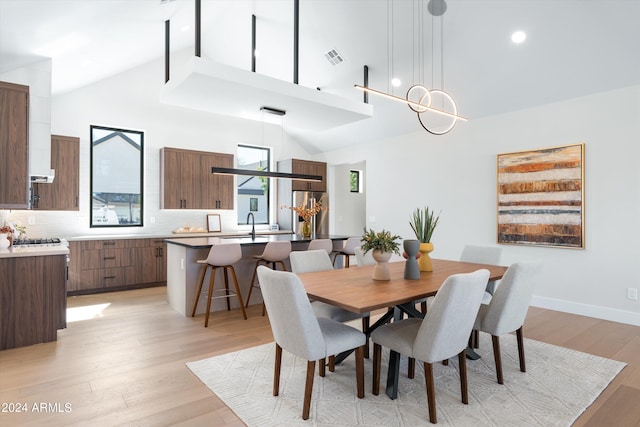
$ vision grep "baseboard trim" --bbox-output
[531,296,640,326]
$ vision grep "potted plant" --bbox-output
[409,207,441,272]
[361,228,401,281]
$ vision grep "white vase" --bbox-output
[0,234,9,249]
[371,250,392,281]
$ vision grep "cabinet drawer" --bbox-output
[84,268,127,289]
[79,239,127,250]
[80,248,132,269]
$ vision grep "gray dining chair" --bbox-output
[371,269,490,424]
[256,266,366,420]
[354,246,376,266]
[290,249,371,359]
[472,261,541,384]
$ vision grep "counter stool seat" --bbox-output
[245,241,292,316]
[307,238,333,254]
[191,243,247,327]
[332,236,361,268]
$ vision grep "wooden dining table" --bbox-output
[297,258,508,399]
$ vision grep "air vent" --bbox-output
[324,49,344,66]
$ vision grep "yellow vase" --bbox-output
[302,221,312,237]
[418,242,434,272]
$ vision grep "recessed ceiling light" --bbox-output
[511,31,526,44]
[391,78,402,87]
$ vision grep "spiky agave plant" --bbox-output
[409,207,441,243]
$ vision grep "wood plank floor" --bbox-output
[1,286,638,426]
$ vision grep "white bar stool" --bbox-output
[191,243,247,326]
[307,238,333,254]
[332,236,361,268]
[245,241,292,316]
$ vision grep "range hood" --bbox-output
[0,58,53,182]
[160,56,373,131]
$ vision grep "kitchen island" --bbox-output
[165,234,349,316]
[1,244,69,350]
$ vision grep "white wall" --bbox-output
[330,161,366,236]
[4,56,312,237]
[322,85,640,326]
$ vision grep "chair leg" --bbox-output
[473,330,479,348]
[223,268,231,311]
[228,266,247,320]
[372,343,381,395]
[492,335,504,384]
[516,327,526,372]
[362,316,370,358]
[273,343,282,396]
[420,300,427,314]
[458,349,469,404]
[204,266,218,327]
[319,358,326,377]
[408,357,416,379]
[191,264,208,317]
[355,346,365,398]
[244,259,261,308]
[423,362,437,424]
[303,360,316,420]
[328,355,335,372]
[276,260,287,271]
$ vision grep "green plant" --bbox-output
[409,207,441,243]
[360,228,401,255]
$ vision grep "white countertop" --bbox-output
[0,245,69,258]
[67,230,293,241]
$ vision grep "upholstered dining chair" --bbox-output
[290,249,371,359]
[460,245,503,303]
[472,261,541,384]
[256,266,366,420]
[332,236,361,268]
[371,269,490,424]
[354,246,376,266]
[307,238,333,254]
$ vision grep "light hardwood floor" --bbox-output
[1,286,638,426]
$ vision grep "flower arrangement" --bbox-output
[281,201,324,223]
[360,228,401,255]
[409,206,441,243]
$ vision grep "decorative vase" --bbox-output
[418,242,434,272]
[372,250,392,281]
[301,221,312,237]
[403,239,420,280]
[0,233,9,249]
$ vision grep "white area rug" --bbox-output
[187,333,625,426]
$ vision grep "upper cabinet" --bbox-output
[279,159,327,192]
[0,81,30,209]
[32,135,79,210]
[160,147,234,210]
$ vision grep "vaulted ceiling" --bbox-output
[2,0,639,152]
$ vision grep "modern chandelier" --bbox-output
[355,0,466,135]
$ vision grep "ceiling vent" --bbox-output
[324,49,344,66]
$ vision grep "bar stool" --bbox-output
[245,241,292,315]
[307,238,333,254]
[191,243,247,327]
[332,236,361,268]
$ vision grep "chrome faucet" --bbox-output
[246,212,255,240]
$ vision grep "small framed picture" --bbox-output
[207,214,221,232]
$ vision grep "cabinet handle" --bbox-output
[159,248,163,257]
[104,276,116,279]
[155,247,159,257]
[104,256,116,260]
[103,241,116,246]
[75,196,78,207]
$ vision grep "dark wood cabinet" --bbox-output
[0,81,30,209]
[160,147,234,209]
[0,254,67,350]
[279,159,327,192]
[32,135,79,210]
[68,238,167,294]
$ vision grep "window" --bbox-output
[90,125,143,227]
[350,170,361,193]
[237,144,270,224]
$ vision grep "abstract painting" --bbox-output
[497,143,584,248]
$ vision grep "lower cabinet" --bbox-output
[68,238,166,294]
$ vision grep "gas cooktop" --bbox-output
[12,237,63,246]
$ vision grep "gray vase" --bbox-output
[403,239,420,280]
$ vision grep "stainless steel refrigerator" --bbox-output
[280,191,329,236]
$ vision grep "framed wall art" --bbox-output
[497,143,584,248]
[207,214,221,232]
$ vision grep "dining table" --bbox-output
[297,258,508,399]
